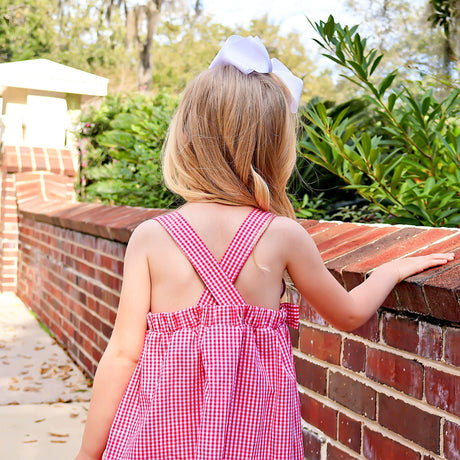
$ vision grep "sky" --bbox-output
[201,0,362,47]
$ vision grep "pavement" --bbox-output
[0,293,92,459]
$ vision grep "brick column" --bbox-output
[0,145,77,292]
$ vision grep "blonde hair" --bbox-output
[162,65,297,218]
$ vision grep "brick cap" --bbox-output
[1,146,76,176]
[19,201,460,324]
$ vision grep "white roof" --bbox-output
[0,59,108,96]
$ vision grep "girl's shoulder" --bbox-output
[268,215,312,242]
[126,218,168,250]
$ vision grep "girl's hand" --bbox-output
[385,253,455,283]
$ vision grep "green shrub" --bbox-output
[298,16,460,227]
[77,92,179,208]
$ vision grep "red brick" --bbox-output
[444,420,460,460]
[299,296,328,326]
[327,444,357,459]
[299,392,337,439]
[418,321,443,361]
[320,227,398,262]
[382,313,442,360]
[299,325,341,365]
[342,338,366,372]
[379,393,440,453]
[46,148,61,173]
[338,413,361,453]
[302,428,322,460]
[328,371,376,419]
[366,348,423,398]
[316,225,370,252]
[307,222,339,236]
[425,368,460,417]
[293,355,327,395]
[423,265,460,323]
[299,219,320,230]
[350,312,379,342]
[289,325,299,348]
[445,327,460,367]
[363,427,421,460]
[395,280,430,315]
[310,222,358,246]
[19,149,33,171]
[382,312,418,352]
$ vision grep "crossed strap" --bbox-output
[155,208,274,306]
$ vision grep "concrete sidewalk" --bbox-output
[0,293,92,459]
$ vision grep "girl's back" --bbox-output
[147,202,290,314]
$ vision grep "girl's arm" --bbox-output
[75,224,152,460]
[286,221,455,331]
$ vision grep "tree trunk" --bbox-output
[137,1,162,91]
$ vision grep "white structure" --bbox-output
[0,59,108,149]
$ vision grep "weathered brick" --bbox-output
[378,393,440,453]
[350,312,379,342]
[363,427,421,460]
[329,371,376,419]
[342,338,366,372]
[293,355,327,395]
[338,412,361,453]
[302,428,322,460]
[327,444,358,459]
[366,348,423,398]
[299,325,341,365]
[299,392,337,439]
[382,313,442,360]
[444,420,460,460]
[425,368,460,417]
[423,265,460,323]
[445,327,460,367]
[299,296,328,326]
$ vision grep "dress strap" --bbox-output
[155,211,246,306]
[197,208,275,305]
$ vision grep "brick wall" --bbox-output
[2,145,460,459]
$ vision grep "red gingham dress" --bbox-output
[103,208,303,459]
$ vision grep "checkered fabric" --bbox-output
[103,208,303,459]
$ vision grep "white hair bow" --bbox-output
[209,35,304,113]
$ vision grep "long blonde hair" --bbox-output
[162,65,297,218]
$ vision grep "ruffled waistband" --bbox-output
[146,302,299,333]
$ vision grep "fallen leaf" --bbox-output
[69,412,78,418]
[34,418,46,423]
[23,376,34,381]
[10,377,19,384]
[58,365,72,371]
[8,385,19,391]
[23,440,38,443]
[2,361,10,365]
[50,440,67,443]
[34,346,45,351]
[23,386,40,392]
[48,432,69,438]
[24,364,34,368]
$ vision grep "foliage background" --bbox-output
[2,0,459,224]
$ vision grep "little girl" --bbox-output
[76,36,454,460]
